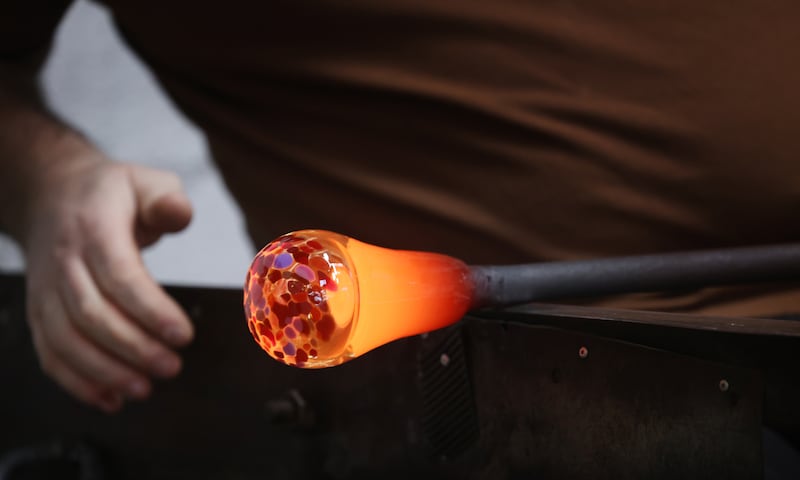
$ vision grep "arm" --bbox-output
[1,30,194,413]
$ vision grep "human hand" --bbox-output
[20,154,194,413]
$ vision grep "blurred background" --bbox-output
[0,0,254,287]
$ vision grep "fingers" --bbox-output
[134,192,193,247]
[49,362,124,414]
[28,291,145,413]
[82,216,194,348]
[59,256,182,379]
[128,165,193,234]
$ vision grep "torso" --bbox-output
[100,0,800,315]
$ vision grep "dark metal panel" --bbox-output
[464,320,763,479]
[484,307,800,439]
[0,274,777,479]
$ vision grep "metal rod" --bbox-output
[469,243,800,308]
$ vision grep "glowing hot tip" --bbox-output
[243,230,475,368]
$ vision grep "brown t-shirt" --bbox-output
[5,0,800,316]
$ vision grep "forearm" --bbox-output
[0,61,104,243]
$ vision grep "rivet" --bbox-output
[440,353,450,366]
[719,379,730,392]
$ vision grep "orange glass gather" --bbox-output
[243,230,474,367]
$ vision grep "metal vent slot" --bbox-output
[418,326,480,461]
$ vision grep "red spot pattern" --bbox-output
[243,231,348,367]
[295,349,308,363]
[316,314,336,341]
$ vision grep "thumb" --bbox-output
[126,165,193,246]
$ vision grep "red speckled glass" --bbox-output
[244,230,474,367]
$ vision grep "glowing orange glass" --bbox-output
[243,230,474,367]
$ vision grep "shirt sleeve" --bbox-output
[1,0,74,61]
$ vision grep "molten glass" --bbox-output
[244,230,474,367]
